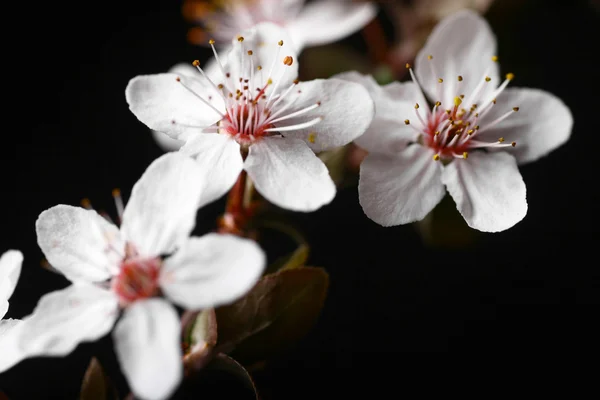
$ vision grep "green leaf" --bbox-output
[79,357,119,400]
[255,220,310,274]
[180,354,259,400]
[215,267,329,365]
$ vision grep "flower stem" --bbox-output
[219,170,257,236]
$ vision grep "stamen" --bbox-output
[176,77,225,118]
[477,108,518,133]
[265,116,322,132]
[268,102,320,124]
[266,55,294,107]
[406,64,431,117]
[112,188,124,223]
[266,39,284,84]
[209,39,234,93]
[81,198,92,210]
[414,104,427,128]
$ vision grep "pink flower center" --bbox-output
[112,244,161,305]
[405,57,520,162]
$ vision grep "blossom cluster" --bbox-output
[0,1,572,399]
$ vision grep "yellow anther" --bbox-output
[308,132,316,143]
[404,119,410,125]
[498,137,505,143]
[278,40,284,46]
[485,76,491,82]
[293,79,299,84]
[237,36,244,42]
[492,98,497,104]
[460,94,465,99]
[427,55,433,60]
[454,96,463,106]
[257,65,262,70]
[435,101,441,107]
[112,188,121,197]
[458,75,463,82]
[474,125,480,130]
[267,78,273,85]
[80,198,91,208]
[433,154,440,161]
[438,78,444,83]
[218,84,224,89]
[506,73,515,81]
[463,152,469,159]
[492,55,499,62]
[513,107,519,112]
[511,141,517,147]
[283,56,293,66]
[192,60,200,67]
[434,131,440,136]
[414,103,420,109]
[467,129,474,135]
[405,63,411,69]
[209,39,215,45]
[247,50,253,55]
[445,109,451,115]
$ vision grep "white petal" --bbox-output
[161,234,266,310]
[0,300,7,320]
[333,71,424,153]
[359,145,445,226]
[151,130,186,152]
[415,10,499,108]
[18,284,119,356]
[180,133,244,207]
[36,206,123,283]
[121,153,206,257]
[0,319,26,373]
[287,1,377,50]
[244,137,336,212]
[113,299,182,400]
[149,63,217,152]
[442,151,527,232]
[126,73,224,141]
[226,22,299,91]
[476,87,573,165]
[0,250,23,302]
[275,78,375,152]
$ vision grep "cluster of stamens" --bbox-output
[81,190,162,306]
[174,37,322,147]
[405,55,519,162]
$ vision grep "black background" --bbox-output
[1,0,599,398]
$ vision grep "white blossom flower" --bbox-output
[127,23,375,212]
[184,0,377,51]
[338,10,572,232]
[0,250,25,373]
[10,153,266,400]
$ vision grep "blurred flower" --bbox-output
[127,23,374,212]
[381,0,495,75]
[9,153,266,400]
[338,10,572,232]
[0,250,25,373]
[183,0,377,51]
